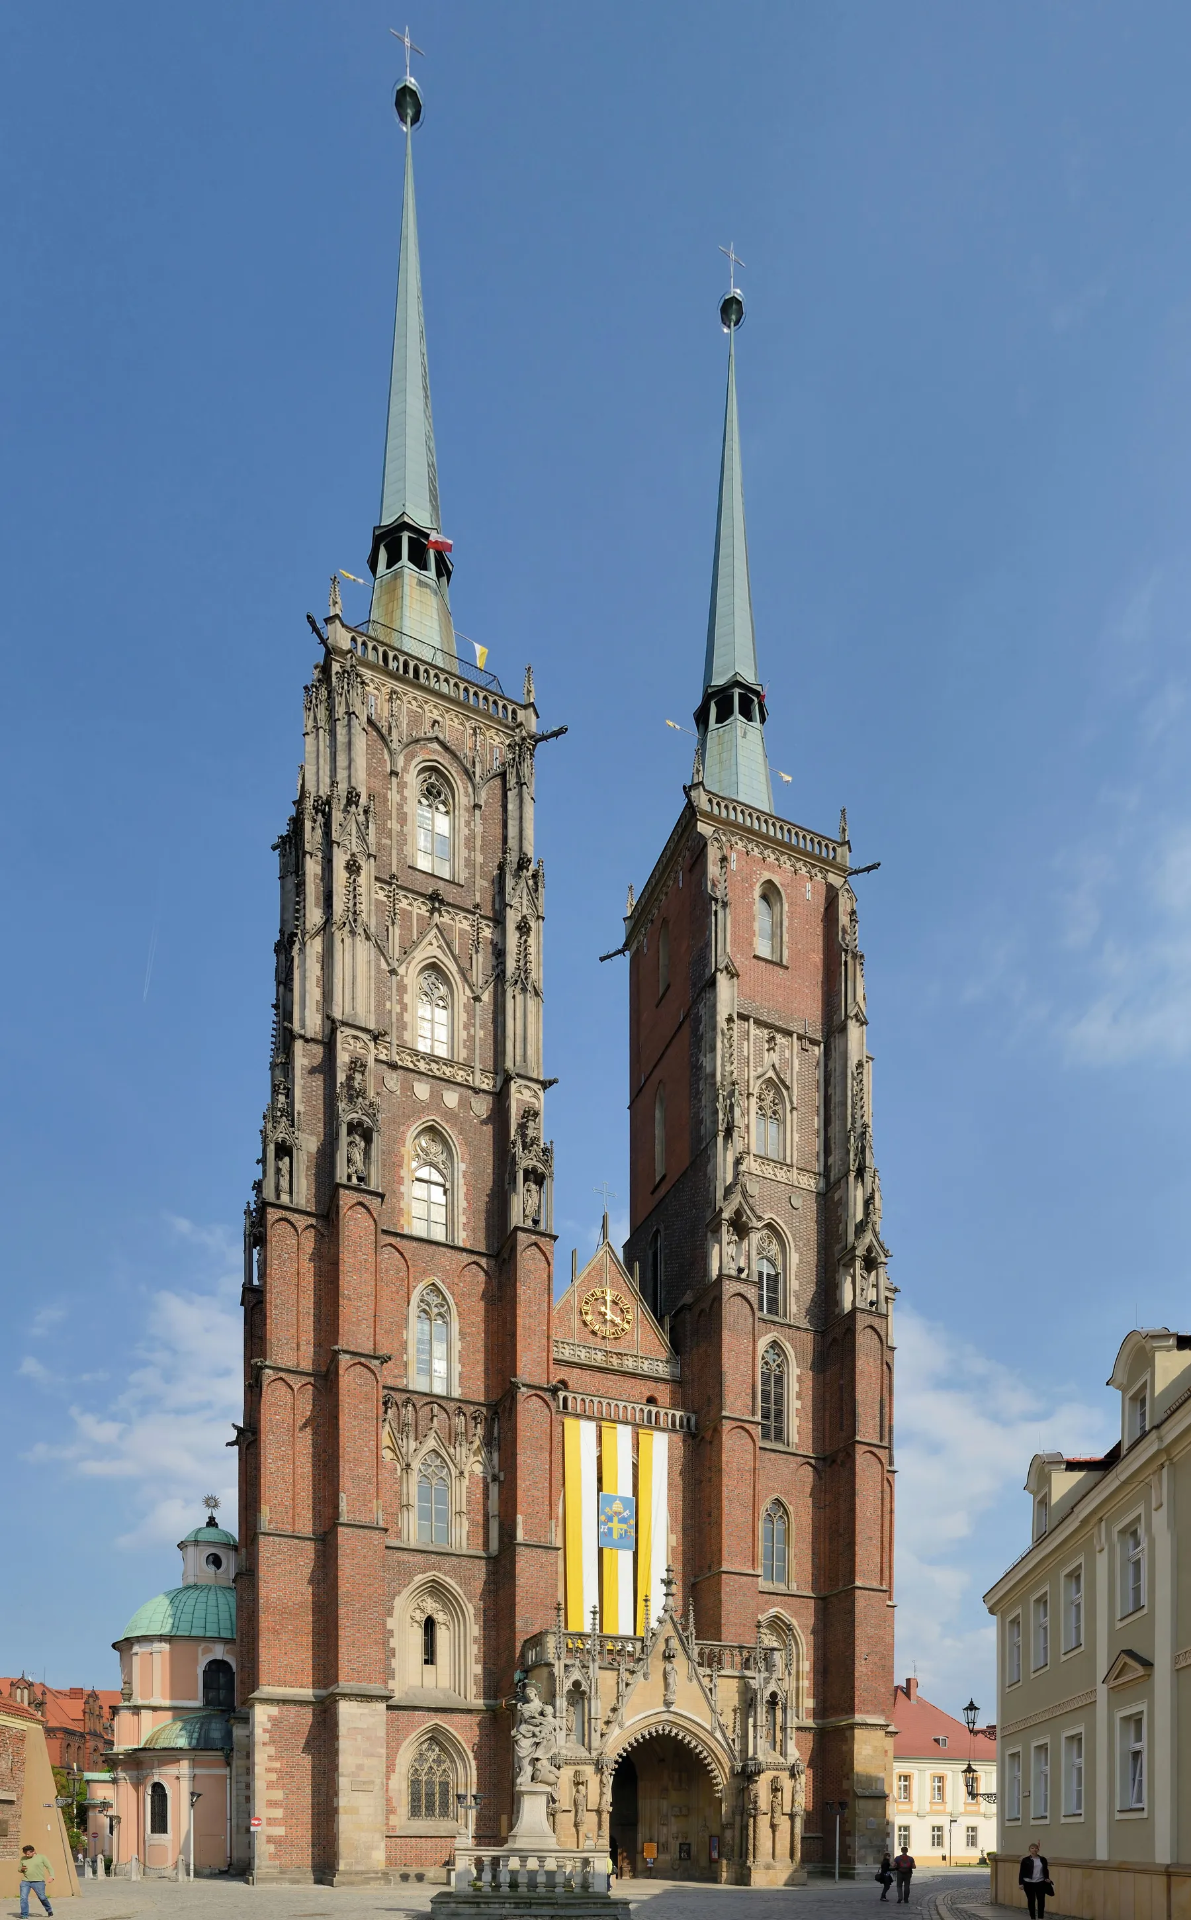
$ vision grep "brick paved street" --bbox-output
[20,1867,995,1920]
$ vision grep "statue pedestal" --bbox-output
[506,1784,557,1849]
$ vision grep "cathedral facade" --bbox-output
[234,61,895,1888]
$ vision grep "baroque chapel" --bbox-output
[233,59,896,1889]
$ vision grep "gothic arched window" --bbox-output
[654,1083,666,1184]
[423,1616,437,1667]
[658,920,670,997]
[757,1238,783,1318]
[765,1692,780,1749]
[417,1454,451,1545]
[760,1344,788,1444]
[757,885,781,961]
[415,772,453,879]
[414,1284,450,1392]
[408,1737,455,1819]
[417,968,452,1058]
[755,1083,785,1161]
[411,1130,451,1242]
[149,1781,169,1834]
[763,1503,789,1586]
[202,1659,235,1711]
[647,1229,663,1319]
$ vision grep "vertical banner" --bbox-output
[564,1418,599,1630]
[635,1427,669,1635]
[599,1424,635,1634]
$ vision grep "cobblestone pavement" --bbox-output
[30,1866,993,1920]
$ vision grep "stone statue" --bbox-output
[523,1177,542,1227]
[662,1637,678,1709]
[345,1128,367,1184]
[596,1757,612,1846]
[571,1770,588,1847]
[790,1754,806,1868]
[769,1774,784,1859]
[512,1684,560,1788]
[275,1152,292,1203]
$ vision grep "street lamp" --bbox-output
[825,1800,846,1882]
[188,1792,202,1882]
[961,1699,981,1850]
[455,1792,483,1843]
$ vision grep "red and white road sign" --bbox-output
[249,1816,263,1831]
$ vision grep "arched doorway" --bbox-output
[610,1732,723,1881]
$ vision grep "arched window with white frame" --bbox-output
[757,1233,784,1318]
[755,1082,785,1161]
[760,1343,788,1443]
[415,772,453,879]
[411,1129,452,1242]
[757,884,782,961]
[763,1502,789,1586]
[417,967,452,1058]
[413,1284,451,1392]
[417,1453,451,1545]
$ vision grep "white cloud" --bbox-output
[28,1304,66,1338]
[20,1218,241,1549]
[18,1354,57,1387]
[1061,820,1191,1064]
[894,1305,1113,1712]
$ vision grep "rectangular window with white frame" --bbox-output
[1117,1709,1145,1813]
[1062,1729,1084,1818]
[1032,1589,1050,1669]
[931,1824,944,1848]
[966,1825,979,1849]
[1118,1519,1146,1618]
[897,1825,910,1852]
[1031,1741,1050,1821]
[1062,1562,1084,1652]
[1128,1384,1148,1444]
[930,1773,945,1804]
[1006,1749,1022,1822]
[1007,1612,1022,1686]
[896,1773,911,1804]
[1034,1492,1049,1540]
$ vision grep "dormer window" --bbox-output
[1034,1493,1049,1541]
[1128,1385,1148,1443]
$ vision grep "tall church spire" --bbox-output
[695,275,773,812]
[368,59,456,663]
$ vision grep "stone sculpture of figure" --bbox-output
[662,1637,678,1709]
[571,1770,588,1848]
[513,1685,560,1788]
[789,1754,806,1868]
[769,1775,784,1860]
[275,1151,292,1203]
[596,1757,612,1847]
[523,1177,541,1227]
[746,1783,761,1866]
[345,1127,367,1184]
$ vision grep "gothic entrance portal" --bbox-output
[610,1733,722,1882]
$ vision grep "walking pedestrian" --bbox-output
[18,1846,54,1919]
[893,1845,915,1903]
[877,1851,894,1900]
[1019,1842,1052,1919]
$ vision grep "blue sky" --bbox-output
[3,2,1191,1722]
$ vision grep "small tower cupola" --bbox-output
[694,258,774,812]
[178,1495,238,1588]
[367,42,457,667]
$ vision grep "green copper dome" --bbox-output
[179,1524,237,1547]
[141,1713,232,1752]
[118,1585,236,1643]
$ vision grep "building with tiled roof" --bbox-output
[889,1677,997,1865]
[1,1676,119,1772]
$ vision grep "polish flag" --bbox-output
[427,534,453,552]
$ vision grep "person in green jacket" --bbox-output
[19,1846,54,1918]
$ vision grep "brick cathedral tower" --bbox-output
[234,59,561,1884]
[235,66,895,1891]
[619,271,896,1868]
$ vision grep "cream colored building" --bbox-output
[984,1329,1191,1919]
[888,1678,996,1865]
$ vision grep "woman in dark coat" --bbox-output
[1019,1842,1051,1918]
[877,1853,893,1899]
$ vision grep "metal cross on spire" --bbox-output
[389,24,424,79]
[593,1183,617,1213]
[719,242,746,295]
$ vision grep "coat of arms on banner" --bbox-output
[598,1491,636,1548]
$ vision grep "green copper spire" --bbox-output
[368,62,456,664]
[380,86,440,534]
[695,276,773,812]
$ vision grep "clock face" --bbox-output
[580,1284,634,1341]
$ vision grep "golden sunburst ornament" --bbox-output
[580,1285,634,1341]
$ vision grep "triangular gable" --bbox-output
[553,1236,675,1376]
[1104,1649,1153,1690]
[613,1610,735,1776]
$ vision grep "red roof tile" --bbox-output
[890,1679,997,1760]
